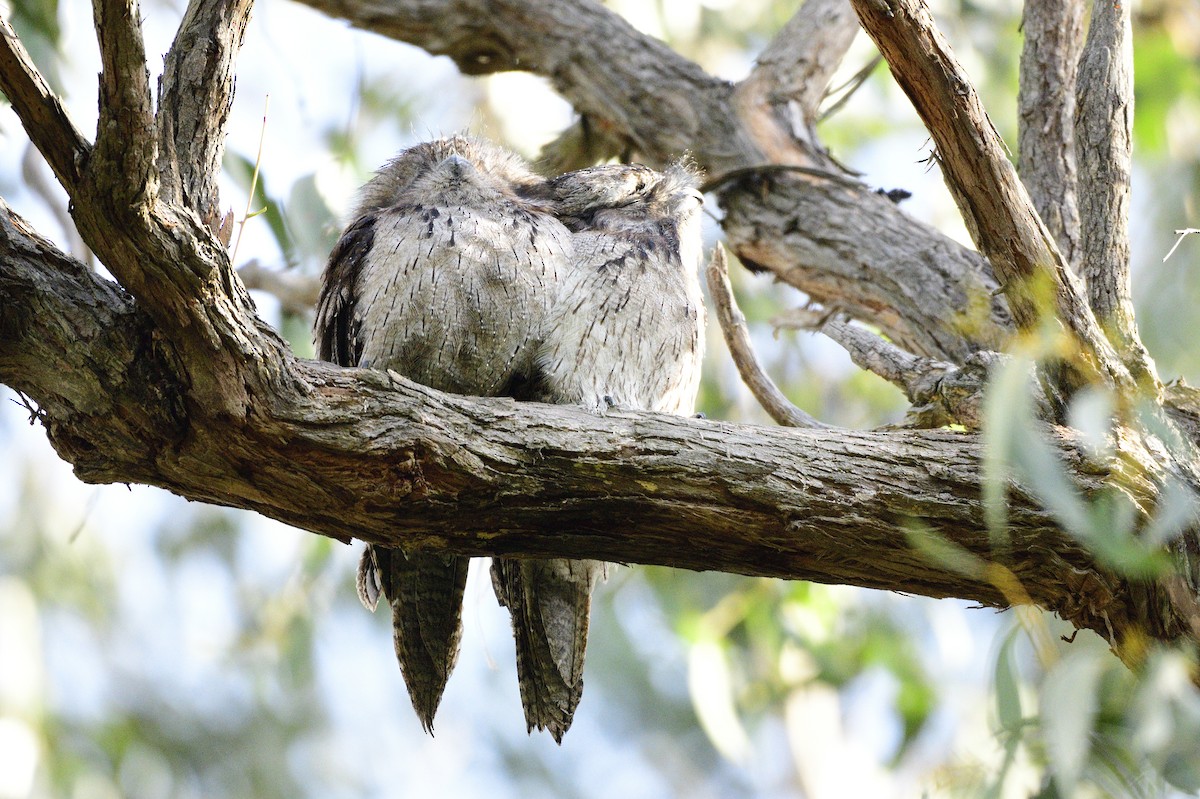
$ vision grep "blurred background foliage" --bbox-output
[1,0,1200,796]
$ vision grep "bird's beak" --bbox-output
[439,153,473,177]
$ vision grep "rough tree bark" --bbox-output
[2,0,1199,666]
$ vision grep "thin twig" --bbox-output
[238,260,321,314]
[705,245,830,429]
[700,163,862,194]
[819,55,882,122]
[774,307,996,429]
[536,115,631,176]
[1163,229,1200,263]
[231,95,269,267]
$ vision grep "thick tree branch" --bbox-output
[1075,0,1155,386]
[719,174,1011,362]
[1017,0,1083,268]
[3,0,1198,692]
[0,204,184,453]
[849,0,1133,401]
[298,0,752,172]
[706,245,830,429]
[2,0,270,417]
[0,14,91,191]
[1,201,1190,654]
[156,0,255,220]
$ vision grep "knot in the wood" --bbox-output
[450,33,517,75]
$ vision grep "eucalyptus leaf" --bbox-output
[1040,650,1106,797]
[994,627,1023,734]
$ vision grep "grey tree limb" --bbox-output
[0,13,91,190]
[774,308,995,429]
[63,0,268,415]
[1075,0,1156,387]
[735,0,861,146]
[1017,0,1083,268]
[1,0,1198,682]
[1,199,1190,656]
[718,172,1011,363]
[91,0,158,206]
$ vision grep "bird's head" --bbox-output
[350,135,540,217]
[534,160,703,231]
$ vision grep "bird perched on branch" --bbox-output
[492,160,707,742]
[314,135,572,733]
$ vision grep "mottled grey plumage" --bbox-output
[533,162,705,414]
[492,161,706,742]
[315,136,571,733]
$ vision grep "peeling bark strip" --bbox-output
[2,0,1200,672]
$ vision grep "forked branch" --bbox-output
[0,201,1184,655]
[292,0,1016,363]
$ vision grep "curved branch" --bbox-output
[1,200,1184,652]
[1075,0,1155,386]
[706,245,830,428]
[298,0,753,172]
[735,0,860,147]
[1017,0,1083,268]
